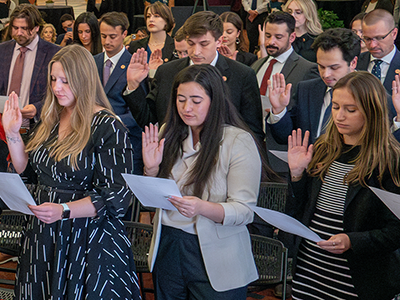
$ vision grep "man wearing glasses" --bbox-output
[357,9,400,93]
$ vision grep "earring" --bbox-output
[236,37,240,44]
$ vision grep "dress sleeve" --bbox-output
[88,115,134,219]
[220,131,261,226]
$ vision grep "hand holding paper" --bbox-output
[0,173,36,215]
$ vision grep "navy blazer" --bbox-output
[357,47,400,93]
[94,49,143,174]
[0,38,60,118]
[123,54,265,142]
[290,169,400,300]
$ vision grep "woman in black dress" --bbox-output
[2,45,141,300]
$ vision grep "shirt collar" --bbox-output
[189,51,219,66]
[16,34,39,51]
[370,45,396,65]
[270,46,293,64]
[104,46,125,66]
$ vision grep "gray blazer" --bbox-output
[148,126,261,292]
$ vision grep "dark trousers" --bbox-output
[246,12,268,54]
[152,225,248,300]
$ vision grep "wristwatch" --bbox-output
[61,203,70,220]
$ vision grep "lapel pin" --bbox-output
[121,65,126,69]
[222,76,227,81]
[396,69,400,74]
[164,58,169,62]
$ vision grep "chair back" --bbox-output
[257,182,288,212]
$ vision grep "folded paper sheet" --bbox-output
[122,174,179,211]
[251,205,323,242]
[0,172,36,215]
[369,186,400,220]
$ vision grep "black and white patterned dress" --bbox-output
[14,111,141,300]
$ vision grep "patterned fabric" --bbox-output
[371,59,383,80]
[14,111,141,300]
[292,161,358,300]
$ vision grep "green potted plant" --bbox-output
[45,0,54,7]
[317,8,344,30]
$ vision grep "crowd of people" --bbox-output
[0,0,400,299]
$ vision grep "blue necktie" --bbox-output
[371,59,383,80]
[321,89,333,134]
[251,0,257,10]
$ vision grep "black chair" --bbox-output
[124,221,153,300]
[257,182,288,213]
[250,234,288,299]
[0,210,27,287]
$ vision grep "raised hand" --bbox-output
[288,129,313,179]
[149,49,163,71]
[268,73,292,114]
[258,24,267,58]
[142,123,165,176]
[126,48,149,91]
[218,44,238,61]
[392,75,400,122]
[2,92,22,135]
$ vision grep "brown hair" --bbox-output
[183,11,223,40]
[308,71,400,187]
[9,4,44,31]
[144,1,175,33]
[99,11,130,33]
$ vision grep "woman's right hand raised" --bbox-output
[2,92,22,135]
[142,123,165,176]
[288,129,313,179]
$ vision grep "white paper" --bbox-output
[251,205,323,242]
[269,150,288,163]
[369,186,400,220]
[0,172,36,215]
[122,174,179,210]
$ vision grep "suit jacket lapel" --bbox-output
[215,54,230,78]
[95,52,104,82]
[281,51,299,79]
[104,50,130,94]
[1,41,16,92]
[384,48,400,91]
[309,80,328,139]
[30,38,46,95]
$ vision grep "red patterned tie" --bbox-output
[259,58,277,96]
[9,46,28,97]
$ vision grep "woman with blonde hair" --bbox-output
[288,71,400,300]
[41,23,57,43]
[2,44,141,300]
[283,0,322,62]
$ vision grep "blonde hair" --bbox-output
[26,45,115,168]
[40,23,56,43]
[308,71,400,187]
[283,0,323,36]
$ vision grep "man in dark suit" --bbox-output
[0,4,60,124]
[94,12,142,174]
[123,11,264,142]
[268,28,361,145]
[251,11,319,175]
[357,9,400,94]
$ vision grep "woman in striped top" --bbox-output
[287,71,400,300]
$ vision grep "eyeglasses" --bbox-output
[362,28,395,43]
[173,49,188,58]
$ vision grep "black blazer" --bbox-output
[290,167,400,300]
[123,55,264,142]
[361,0,393,13]
[236,51,257,66]
[128,34,175,63]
